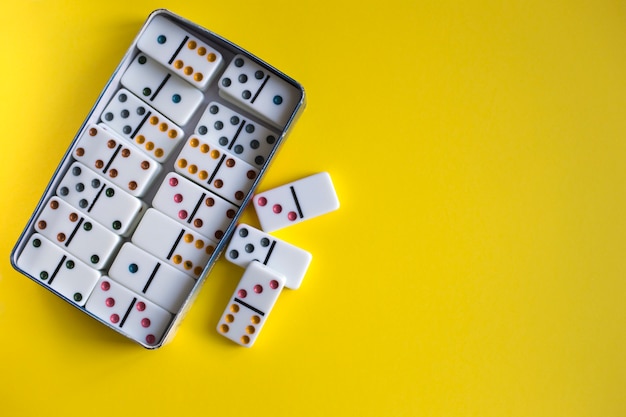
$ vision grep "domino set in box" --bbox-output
[8,9,343,348]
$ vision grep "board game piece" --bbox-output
[175,135,258,206]
[218,54,302,128]
[225,224,312,290]
[17,234,101,306]
[216,260,285,347]
[121,54,203,126]
[85,277,173,347]
[152,172,238,242]
[73,123,161,197]
[194,101,279,167]
[108,242,195,313]
[100,89,184,162]
[131,208,216,279]
[137,14,224,90]
[253,172,339,232]
[34,197,121,270]
[56,161,146,236]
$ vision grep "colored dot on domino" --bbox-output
[230,304,239,313]
[91,255,100,264]
[73,293,82,302]
[253,284,263,294]
[129,263,138,273]
[269,280,279,289]
[219,324,229,333]
[138,56,147,64]
[106,188,114,197]
[172,94,181,103]
[241,335,250,344]
[112,221,122,230]
[245,325,255,334]
[66,260,75,269]
[178,210,188,219]
[174,60,183,69]
[225,314,234,323]
[234,58,244,67]
[105,297,115,307]
[229,250,239,259]
[143,88,151,97]
[110,314,120,324]
[250,316,260,324]
[257,197,267,207]
[101,281,111,291]
[273,204,282,214]
[174,193,183,203]
[146,335,156,345]
[245,244,254,253]
[239,228,249,237]
[238,289,247,298]
[40,271,48,280]
[157,35,166,44]
[136,302,146,312]
[32,238,41,248]
[141,318,151,328]
[254,70,264,80]
[273,95,283,105]
[288,212,297,221]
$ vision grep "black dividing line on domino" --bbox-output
[234,298,265,316]
[290,186,304,218]
[206,154,226,186]
[142,263,161,293]
[151,74,171,101]
[166,229,185,260]
[188,193,206,224]
[88,184,107,213]
[48,255,67,286]
[65,218,85,247]
[102,144,122,174]
[168,36,189,65]
[262,241,277,265]
[250,75,270,104]
[131,111,152,139]
[227,120,246,150]
[119,298,137,328]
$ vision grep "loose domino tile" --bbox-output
[17,234,100,306]
[131,208,216,278]
[56,162,146,236]
[175,135,258,206]
[121,53,203,126]
[34,197,121,270]
[217,260,285,347]
[11,10,306,348]
[225,224,312,290]
[152,172,237,242]
[73,124,161,197]
[100,89,184,162]
[253,172,339,232]
[194,102,279,167]
[218,54,302,128]
[137,14,224,90]
[108,243,195,313]
[86,277,173,347]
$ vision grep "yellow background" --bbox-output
[1,0,625,416]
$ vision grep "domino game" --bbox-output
[10,10,306,348]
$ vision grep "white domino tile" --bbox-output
[253,172,339,232]
[194,101,279,167]
[225,224,312,290]
[100,89,184,162]
[108,242,195,313]
[217,260,285,347]
[175,135,258,206]
[17,234,101,306]
[56,162,146,236]
[218,54,302,128]
[34,197,121,270]
[152,172,238,242]
[137,14,224,90]
[73,124,161,197]
[131,208,216,279]
[121,54,203,126]
[85,276,173,347]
